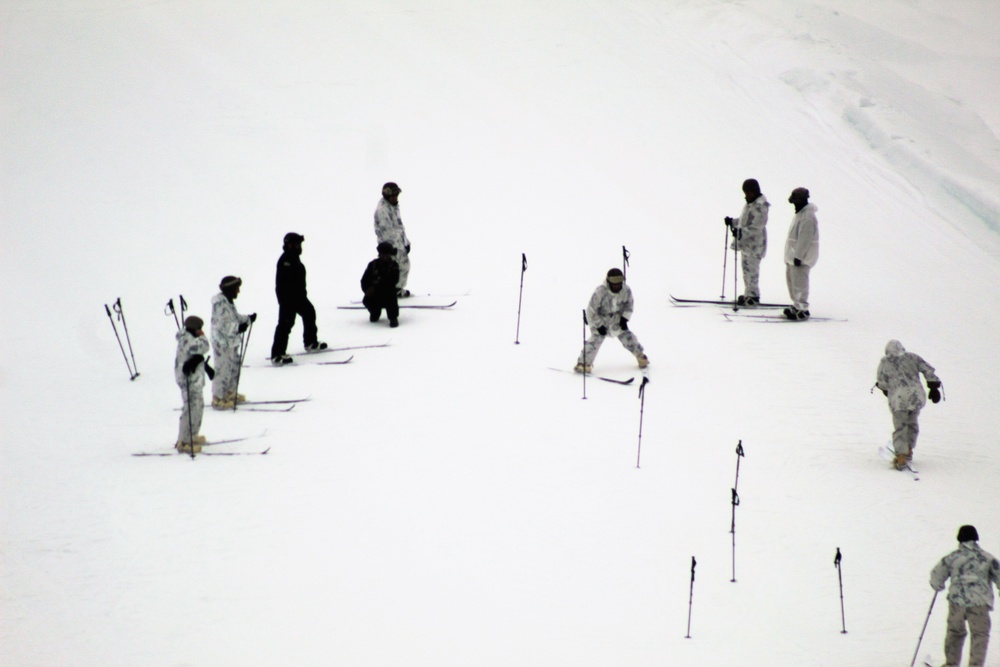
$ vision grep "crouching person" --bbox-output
[361,241,401,328]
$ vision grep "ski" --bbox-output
[670,295,790,309]
[203,447,271,456]
[548,367,635,385]
[238,397,310,405]
[878,445,920,480]
[133,432,267,457]
[337,301,457,310]
[723,312,847,323]
[238,404,296,412]
[316,355,354,366]
[350,291,469,303]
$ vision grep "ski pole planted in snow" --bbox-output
[835,547,847,633]
[733,440,745,491]
[515,253,527,344]
[112,298,139,379]
[104,303,138,380]
[720,224,730,299]
[232,318,254,412]
[910,591,938,667]
[183,373,196,460]
[635,376,649,468]
[622,245,630,280]
[730,487,740,582]
[685,556,697,638]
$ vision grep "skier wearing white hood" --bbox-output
[782,187,819,320]
[875,339,942,469]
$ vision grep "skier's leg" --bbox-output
[271,301,295,358]
[300,298,318,347]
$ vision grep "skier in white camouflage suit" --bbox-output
[210,276,256,409]
[929,525,1000,667]
[574,268,649,373]
[374,182,411,297]
[782,187,819,320]
[175,315,214,454]
[875,339,941,469]
[724,178,769,306]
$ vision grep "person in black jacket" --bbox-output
[269,232,326,365]
[361,241,401,328]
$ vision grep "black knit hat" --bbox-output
[220,275,242,291]
[283,232,304,246]
[957,525,979,542]
[606,267,625,284]
[184,315,204,332]
[376,241,397,255]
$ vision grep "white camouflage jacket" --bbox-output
[174,330,210,388]
[732,195,769,258]
[211,292,250,355]
[876,340,940,412]
[930,542,1000,609]
[586,283,634,335]
[374,198,409,251]
[784,202,819,267]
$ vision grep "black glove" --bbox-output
[204,361,215,380]
[736,229,743,240]
[619,317,629,331]
[881,389,888,397]
[597,325,608,336]
[238,322,249,333]
[927,381,942,403]
[793,258,802,267]
[405,243,411,253]
[182,354,204,376]
[724,217,734,227]
[249,312,257,323]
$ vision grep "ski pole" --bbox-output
[731,229,738,309]
[910,591,938,667]
[112,298,139,379]
[730,487,740,582]
[581,309,588,400]
[720,225,730,299]
[165,298,180,330]
[733,440,745,492]
[685,556,697,638]
[179,295,188,322]
[104,303,137,380]
[184,372,196,459]
[835,547,847,633]
[622,245,630,280]
[636,376,649,468]
[232,318,254,413]
[515,253,527,344]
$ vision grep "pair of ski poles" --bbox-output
[104,297,139,380]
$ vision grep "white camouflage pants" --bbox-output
[212,342,241,401]
[891,408,921,457]
[741,253,762,298]
[785,263,811,310]
[178,381,204,444]
[577,330,644,366]
[945,603,991,667]
[396,247,410,291]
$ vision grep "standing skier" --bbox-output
[373,182,411,297]
[361,241,401,327]
[929,525,1000,667]
[210,276,255,408]
[574,268,649,373]
[782,187,819,320]
[875,339,941,469]
[270,232,326,365]
[724,178,769,306]
[175,315,214,453]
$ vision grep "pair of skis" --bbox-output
[133,429,275,457]
[671,295,846,322]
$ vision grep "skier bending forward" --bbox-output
[575,268,649,374]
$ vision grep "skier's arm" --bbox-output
[929,558,950,591]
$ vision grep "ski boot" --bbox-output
[573,362,592,374]
[306,342,328,351]
[212,395,235,410]
[636,353,650,369]
[271,354,293,366]
[176,439,203,454]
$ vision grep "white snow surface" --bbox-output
[2,1,1000,666]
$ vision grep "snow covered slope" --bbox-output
[2,1,998,666]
